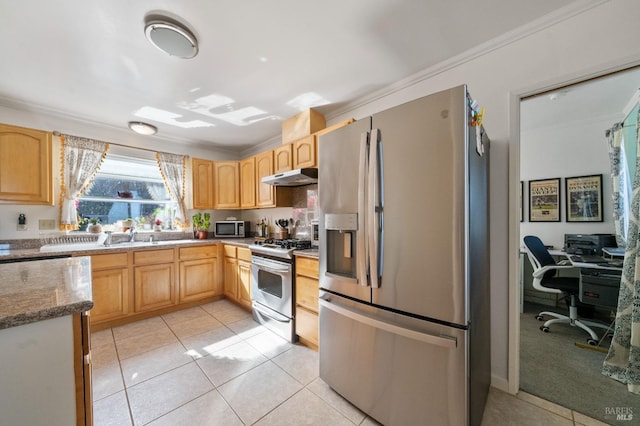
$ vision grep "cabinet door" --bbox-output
[91,268,130,323]
[179,257,218,302]
[295,257,319,279]
[192,158,214,209]
[255,150,275,207]
[273,144,293,173]
[237,260,252,310]
[293,135,317,169]
[296,275,319,313]
[296,306,319,348]
[240,156,256,208]
[214,161,240,209]
[134,263,175,312]
[0,124,52,204]
[223,257,238,300]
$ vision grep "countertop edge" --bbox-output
[0,300,94,330]
[1,238,255,261]
[293,249,319,259]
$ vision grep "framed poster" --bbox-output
[529,178,561,222]
[520,181,524,222]
[565,174,603,222]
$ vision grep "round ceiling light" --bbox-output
[144,20,198,59]
[128,121,158,135]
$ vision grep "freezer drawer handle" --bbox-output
[319,297,457,349]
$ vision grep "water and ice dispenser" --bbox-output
[324,213,358,279]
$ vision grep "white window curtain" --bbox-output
[156,152,188,227]
[59,134,110,230]
[606,123,629,247]
[603,109,640,393]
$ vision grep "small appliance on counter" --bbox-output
[214,220,249,238]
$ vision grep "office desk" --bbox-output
[520,249,622,312]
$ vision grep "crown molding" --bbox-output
[325,0,608,121]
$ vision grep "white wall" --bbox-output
[326,0,640,391]
[520,114,618,249]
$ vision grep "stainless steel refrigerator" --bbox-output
[318,85,490,426]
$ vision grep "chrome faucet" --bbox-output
[103,231,113,247]
[129,226,136,243]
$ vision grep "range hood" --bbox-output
[261,168,318,186]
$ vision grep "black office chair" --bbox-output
[523,235,609,345]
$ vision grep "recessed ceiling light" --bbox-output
[128,121,158,135]
[144,19,198,59]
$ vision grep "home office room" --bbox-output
[518,67,640,423]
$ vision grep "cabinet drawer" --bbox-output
[295,275,318,312]
[237,247,251,262]
[295,257,319,279]
[296,306,319,347]
[134,249,174,265]
[179,244,217,260]
[223,245,237,258]
[91,252,128,270]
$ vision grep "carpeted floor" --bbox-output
[520,302,639,425]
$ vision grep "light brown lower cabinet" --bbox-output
[134,249,176,312]
[83,243,222,330]
[223,244,252,310]
[73,311,92,425]
[179,245,219,302]
[295,256,319,350]
[89,252,131,324]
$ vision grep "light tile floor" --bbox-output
[91,300,609,425]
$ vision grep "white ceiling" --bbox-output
[521,67,640,131]
[0,0,580,151]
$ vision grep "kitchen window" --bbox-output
[76,154,177,229]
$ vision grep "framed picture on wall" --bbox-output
[520,181,524,222]
[529,178,561,222]
[565,174,603,222]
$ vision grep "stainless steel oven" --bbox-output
[251,254,295,341]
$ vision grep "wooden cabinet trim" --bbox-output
[179,244,217,260]
[133,248,175,265]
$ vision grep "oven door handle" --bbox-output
[252,302,291,323]
[254,264,290,275]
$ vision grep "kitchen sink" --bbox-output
[39,239,204,252]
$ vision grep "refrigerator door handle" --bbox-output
[368,128,381,288]
[357,131,369,286]
[319,296,457,349]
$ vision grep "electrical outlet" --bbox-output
[39,219,56,230]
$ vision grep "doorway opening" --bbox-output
[517,66,640,422]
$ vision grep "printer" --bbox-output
[564,233,617,256]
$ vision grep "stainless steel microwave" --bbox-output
[214,220,249,238]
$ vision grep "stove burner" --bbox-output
[253,238,312,250]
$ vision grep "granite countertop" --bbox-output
[0,256,94,329]
[294,248,319,258]
[0,238,256,262]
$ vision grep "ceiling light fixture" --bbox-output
[144,19,198,59]
[128,121,158,135]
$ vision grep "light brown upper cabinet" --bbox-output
[273,144,293,173]
[255,150,274,207]
[213,161,240,209]
[191,158,214,209]
[255,150,292,208]
[0,123,53,204]
[240,156,256,209]
[292,135,317,169]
